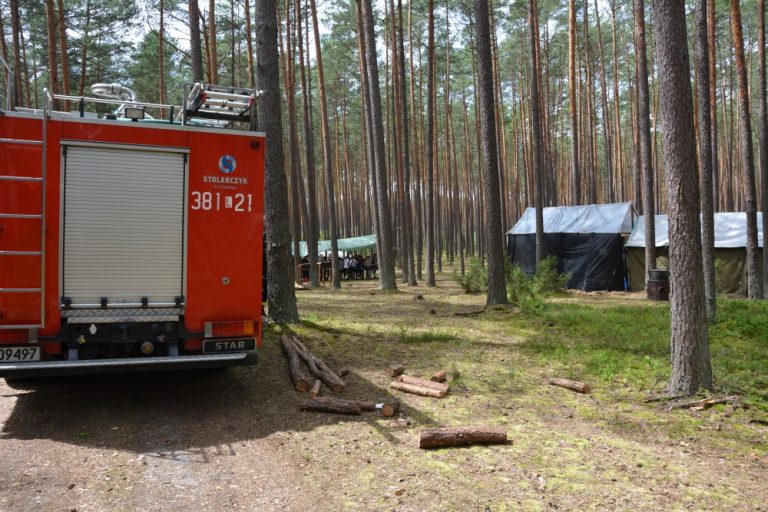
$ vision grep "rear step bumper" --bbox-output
[0,352,257,378]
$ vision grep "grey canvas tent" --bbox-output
[625,213,764,294]
[506,202,636,291]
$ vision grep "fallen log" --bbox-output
[310,379,322,399]
[419,427,508,449]
[431,371,447,383]
[387,365,406,378]
[380,400,400,417]
[299,397,361,415]
[357,400,376,412]
[391,381,447,398]
[397,374,449,392]
[668,396,737,411]
[290,336,346,392]
[279,335,311,392]
[338,368,350,378]
[547,377,591,394]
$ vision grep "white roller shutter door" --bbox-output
[63,145,186,306]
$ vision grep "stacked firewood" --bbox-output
[388,366,450,398]
[280,334,399,417]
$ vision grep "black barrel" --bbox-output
[647,269,669,301]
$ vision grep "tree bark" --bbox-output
[730,0,762,300]
[44,0,59,107]
[254,0,299,324]
[189,0,204,82]
[244,0,255,87]
[291,336,346,392]
[308,0,341,289]
[707,0,719,213]
[279,335,311,392]
[397,374,448,392]
[694,0,717,322]
[299,397,361,415]
[8,0,22,107]
[633,0,656,287]
[653,0,713,394]
[419,427,508,449]
[425,0,436,287]
[208,0,218,83]
[758,0,768,297]
[359,0,397,290]
[547,377,591,394]
[529,0,545,264]
[56,0,70,108]
[475,0,508,306]
[390,381,447,398]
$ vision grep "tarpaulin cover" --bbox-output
[625,212,764,248]
[508,233,626,291]
[294,234,378,258]
[507,202,635,235]
[625,213,764,294]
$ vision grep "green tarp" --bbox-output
[293,234,377,258]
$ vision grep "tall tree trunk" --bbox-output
[476,0,508,305]
[309,0,340,289]
[159,0,166,106]
[44,0,59,108]
[529,0,545,264]
[244,0,255,87]
[695,0,717,321]
[707,0,719,212]
[653,0,712,395]
[189,0,204,82]
[254,0,299,323]
[56,0,70,109]
[295,0,319,287]
[758,0,768,297]
[633,0,656,287]
[397,0,416,286]
[593,0,613,203]
[8,0,22,107]
[208,0,218,83]
[360,0,397,290]
[425,0,436,286]
[568,0,580,205]
[609,0,624,200]
[730,0,762,300]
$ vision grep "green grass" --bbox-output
[517,298,768,412]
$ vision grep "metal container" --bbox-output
[647,269,670,301]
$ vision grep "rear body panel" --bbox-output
[0,112,265,374]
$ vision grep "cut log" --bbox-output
[380,400,400,417]
[431,371,447,383]
[547,377,591,394]
[299,397,362,415]
[387,365,406,377]
[338,368,350,377]
[397,374,449,392]
[279,335,311,392]
[310,379,322,399]
[290,336,346,392]
[419,427,508,449]
[668,396,737,410]
[391,381,447,398]
[357,400,376,411]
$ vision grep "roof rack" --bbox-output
[181,83,263,131]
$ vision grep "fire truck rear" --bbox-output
[0,83,265,377]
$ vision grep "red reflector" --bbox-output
[204,320,255,338]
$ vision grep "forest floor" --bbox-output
[1,268,767,511]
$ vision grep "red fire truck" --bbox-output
[0,83,265,377]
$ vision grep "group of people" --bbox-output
[341,254,377,280]
[299,253,378,282]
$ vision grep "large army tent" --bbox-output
[506,202,636,291]
[625,213,764,294]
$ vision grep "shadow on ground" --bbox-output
[0,337,434,461]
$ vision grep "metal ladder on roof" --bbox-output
[0,90,49,334]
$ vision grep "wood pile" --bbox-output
[389,371,449,398]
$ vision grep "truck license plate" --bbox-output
[203,338,256,353]
[0,346,41,362]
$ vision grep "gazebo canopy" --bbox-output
[294,234,377,258]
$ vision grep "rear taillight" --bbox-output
[203,320,256,339]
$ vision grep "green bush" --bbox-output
[506,256,569,310]
[452,257,488,293]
